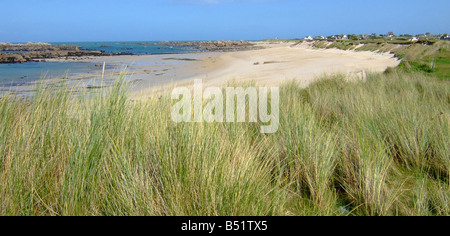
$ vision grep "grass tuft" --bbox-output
[0,71,449,215]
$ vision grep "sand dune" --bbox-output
[186,42,400,88]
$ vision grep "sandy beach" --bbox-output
[194,42,400,86]
[1,42,400,96]
[128,42,400,97]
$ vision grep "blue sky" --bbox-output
[1,0,449,42]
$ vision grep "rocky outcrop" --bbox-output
[0,53,27,63]
[0,41,260,63]
[0,42,79,52]
[157,40,261,52]
[0,42,118,63]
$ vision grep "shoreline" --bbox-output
[0,40,260,64]
[131,41,400,98]
[1,41,400,96]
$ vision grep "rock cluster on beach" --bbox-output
[0,41,260,63]
[0,42,119,63]
[0,42,77,51]
[156,40,261,52]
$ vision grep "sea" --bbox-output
[0,41,200,87]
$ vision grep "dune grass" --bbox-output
[0,71,449,216]
[331,42,361,50]
[310,40,449,80]
[356,41,450,80]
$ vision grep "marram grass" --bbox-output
[0,71,448,216]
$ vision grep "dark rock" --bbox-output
[1,54,26,63]
[157,40,261,52]
[0,42,110,64]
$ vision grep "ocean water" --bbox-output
[52,41,200,55]
[2,51,30,54]
[0,62,105,87]
[0,41,200,88]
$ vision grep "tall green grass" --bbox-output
[0,71,448,216]
[355,41,450,80]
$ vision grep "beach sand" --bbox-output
[5,42,399,97]
[131,42,400,98]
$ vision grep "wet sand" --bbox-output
[2,42,400,97]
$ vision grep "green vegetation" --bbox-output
[311,40,361,50]
[316,40,450,81]
[326,41,360,50]
[397,41,450,80]
[1,71,448,216]
[312,41,329,49]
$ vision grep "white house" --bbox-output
[329,35,338,40]
[304,36,313,41]
[359,34,369,40]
